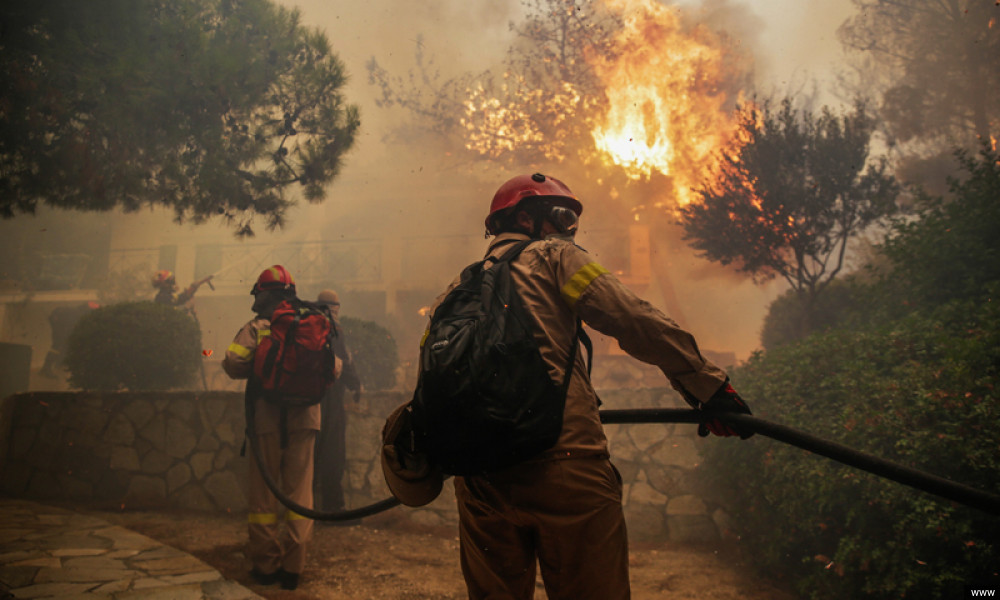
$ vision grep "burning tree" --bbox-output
[369,0,751,323]
[368,0,748,190]
[680,97,900,337]
[0,0,360,236]
[368,0,620,167]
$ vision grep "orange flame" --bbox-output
[458,0,744,210]
[588,0,739,205]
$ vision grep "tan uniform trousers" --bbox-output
[455,457,629,600]
[247,428,316,575]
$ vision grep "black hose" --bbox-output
[601,408,1000,517]
[248,402,1000,520]
[245,396,401,521]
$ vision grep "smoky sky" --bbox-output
[287,0,859,360]
[4,0,860,363]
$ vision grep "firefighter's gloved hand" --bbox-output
[697,380,754,439]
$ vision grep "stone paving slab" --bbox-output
[0,498,262,600]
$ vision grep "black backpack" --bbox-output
[409,239,588,476]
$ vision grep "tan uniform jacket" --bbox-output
[223,315,321,575]
[429,232,728,460]
[223,317,321,432]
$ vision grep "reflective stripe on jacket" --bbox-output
[223,317,321,433]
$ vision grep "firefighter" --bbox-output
[151,270,213,307]
[419,174,754,599]
[153,269,213,389]
[313,289,362,519]
[222,265,320,591]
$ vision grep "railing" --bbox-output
[106,248,159,275]
[204,240,383,287]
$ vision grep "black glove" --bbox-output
[697,380,754,439]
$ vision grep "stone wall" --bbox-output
[1,389,727,543]
[0,392,247,513]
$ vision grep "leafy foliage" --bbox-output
[681,97,898,337]
[1,0,360,236]
[708,302,1000,599]
[65,301,202,391]
[703,147,1000,598]
[872,146,1000,317]
[340,316,398,391]
[758,277,864,350]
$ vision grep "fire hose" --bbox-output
[247,404,1000,521]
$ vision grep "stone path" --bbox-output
[0,498,262,600]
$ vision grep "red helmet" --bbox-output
[485,173,583,235]
[251,265,296,295]
[151,270,175,288]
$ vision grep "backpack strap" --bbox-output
[559,319,582,393]
[578,325,593,376]
[494,239,533,264]
[495,239,591,392]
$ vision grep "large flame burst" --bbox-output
[589,0,737,204]
[461,0,742,209]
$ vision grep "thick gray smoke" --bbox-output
[0,0,860,374]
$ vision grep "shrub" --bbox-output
[65,301,202,391]
[340,316,398,391]
[868,146,1000,320]
[759,278,864,350]
[703,294,1000,599]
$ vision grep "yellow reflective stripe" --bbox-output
[419,328,429,348]
[286,511,311,521]
[228,342,252,360]
[561,262,609,307]
[256,329,270,344]
[248,512,278,525]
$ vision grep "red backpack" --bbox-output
[253,299,337,405]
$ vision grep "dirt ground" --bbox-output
[84,506,800,600]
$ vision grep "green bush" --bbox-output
[65,301,202,391]
[865,146,1000,322]
[760,278,864,350]
[340,316,398,391]
[704,295,1000,599]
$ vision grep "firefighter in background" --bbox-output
[151,270,214,307]
[222,265,329,591]
[39,301,99,379]
[313,289,362,519]
[152,269,213,389]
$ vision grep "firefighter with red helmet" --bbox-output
[414,173,753,599]
[222,265,322,591]
[313,289,362,519]
[151,270,214,307]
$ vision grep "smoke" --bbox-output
[2,0,858,370]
